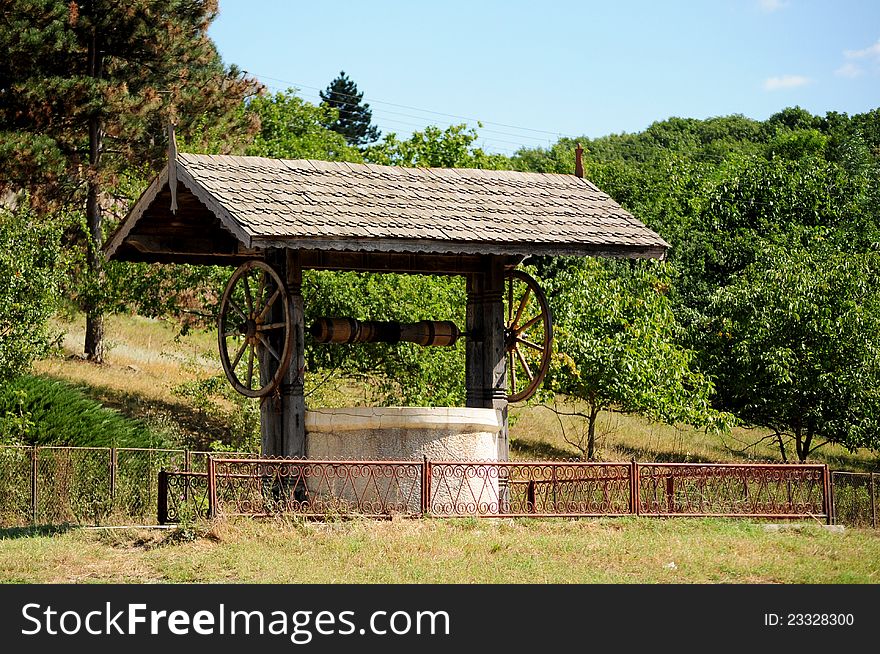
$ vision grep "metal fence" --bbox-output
[3,446,871,527]
[831,471,878,528]
[0,446,257,527]
[158,457,833,524]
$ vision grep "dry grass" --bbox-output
[34,313,880,470]
[510,398,880,472]
[1,518,878,584]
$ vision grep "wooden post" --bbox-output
[260,249,307,458]
[465,255,509,461]
[259,250,282,455]
[284,249,307,458]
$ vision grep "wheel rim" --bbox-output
[218,260,293,398]
[504,270,552,403]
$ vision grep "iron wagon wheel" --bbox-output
[504,269,553,403]
[218,260,294,398]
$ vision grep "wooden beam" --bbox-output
[254,236,667,261]
[294,249,517,275]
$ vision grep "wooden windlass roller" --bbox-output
[311,318,462,347]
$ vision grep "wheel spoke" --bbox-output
[230,339,248,369]
[507,277,513,324]
[509,350,516,393]
[257,321,287,331]
[257,271,266,310]
[229,300,247,322]
[515,312,544,336]
[246,345,254,389]
[516,336,544,352]
[243,275,253,313]
[258,334,281,362]
[515,346,534,381]
[257,289,281,322]
[511,286,532,331]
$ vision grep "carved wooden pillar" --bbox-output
[465,255,509,461]
[284,249,307,458]
[260,249,306,457]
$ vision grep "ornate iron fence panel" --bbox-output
[831,472,878,528]
[159,471,211,524]
[637,463,829,520]
[427,461,633,517]
[210,458,424,517]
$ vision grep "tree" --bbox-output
[709,243,880,461]
[545,259,730,460]
[247,89,362,161]
[319,71,380,148]
[0,201,62,381]
[0,0,260,362]
[365,123,510,169]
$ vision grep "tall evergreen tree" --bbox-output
[0,0,261,362]
[319,71,380,147]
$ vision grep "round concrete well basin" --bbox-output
[305,407,502,515]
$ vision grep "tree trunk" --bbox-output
[776,433,788,463]
[586,399,599,461]
[84,28,104,363]
[794,423,809,463]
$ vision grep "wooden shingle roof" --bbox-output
[105,153,668,264]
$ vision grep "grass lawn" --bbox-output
[1,518,877,584]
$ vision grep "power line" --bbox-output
[250,72,579,140]
[259,80,558,152]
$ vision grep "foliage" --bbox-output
[247,89,362,161]
[303,271,466,406]
[545,259,731,459]
[365,123,511,169]
[0,0,261,360]
[319,71,380,148]
[0,375,166,447]
[171,374,260,451]
[0,201,63,381]
[708,244,880,461]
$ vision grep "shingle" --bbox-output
[165,154,668,253]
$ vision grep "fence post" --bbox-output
[823,465,832,526]
[870,472,877,530]
[207,456,217,519]
[184,450,192,504]
[420,456,426,516]
[631,459,639,516]
[421,456,431,517]
[829,471,836,526]
[109,447,117,510]
[157,469,168,525]
[30,445,38,526]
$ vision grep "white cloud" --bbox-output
[763,75,811,91]
[758,0,789,13]
[843,39,880,61]
[835,62,863,78]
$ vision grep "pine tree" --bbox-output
[0,0,261,362]
[319,71,380,148]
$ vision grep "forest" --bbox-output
[1,1,879,464]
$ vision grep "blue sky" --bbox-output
[210,0,880,155]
